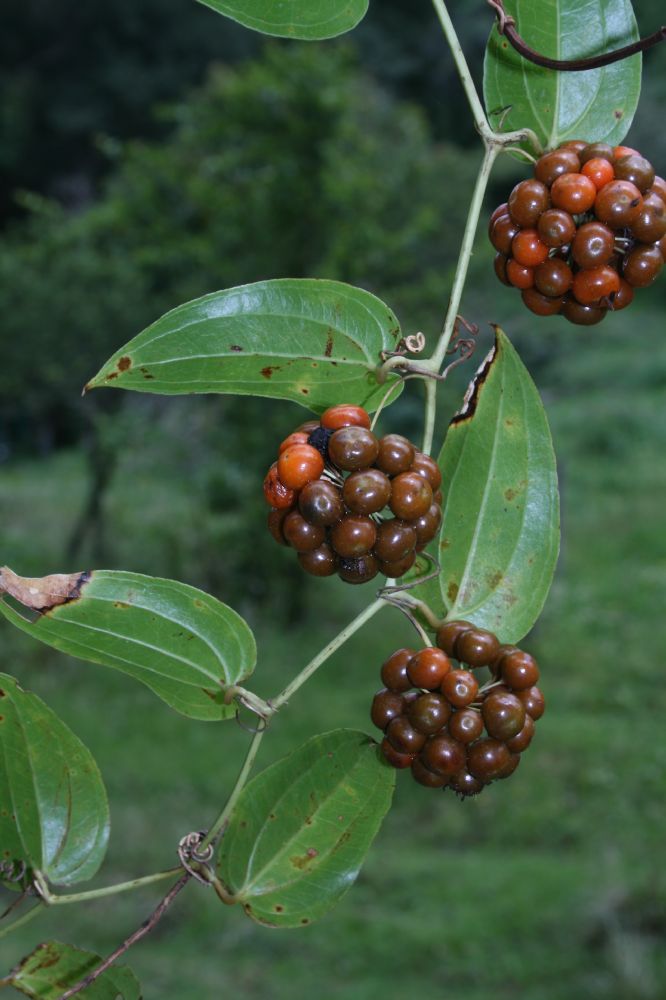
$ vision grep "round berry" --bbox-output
[410,452,442,491]
[550,172,597,213]
[534,258,573,297]
[267,507,291,546]
[482,690,526,741]
[378,551,417,579]
[411,757,450,787]
[448,707,484,744]
[380,738,415,769]
[279,431,309,454]
[506,714,535,753]
[343,468,391,515]
[413,503,442,548]
[489,213,520,255]
[389,471,433,520]
[263,462,296,509]
[559,139,588,156]
[298,543,337,577]
[448,768,485,797]
[328,426,379,471]
[408,647,452,689]
[581,157,615,190]
[623,243,663,287]
[648,175,666,203]
[374,519,417,563]
[371,688,405,730]
[297,420,320,434]
[436,619,474,657]
[561,298,607,326]
[594,180,642,229]
[508,179,550,227]
[496,753,521,779]
[298,479,344,527]
[421,735,465,776]
[376,434,415,476]
[571,221,615,269]
[381,649,416,693]
[467,738,511,781]
[521,289,564,316]
[506,259,535,290]
[538,209,576,248]
[631,197,666,243]
[517,685,545,720]
[579,142,614,165]
[494,253,511,286]
[534,148,581,186]
[611,278,634,311]
[337,554,379,584]
[489,202,509,229]
[330,515,377,557]
[455,628,500,667]
[278,444,325,490]
[614,154,655,193]
[572,265,621,306]
[407,692,451,734]
[441,669,479,708]
[498,649,540,690]
[282,510,325,552]
[512,229,550,267]
[386,716,427,755]
[320,404,371,431]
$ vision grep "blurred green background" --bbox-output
[1,1,666,997]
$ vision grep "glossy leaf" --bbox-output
[10,941,140,999]
[0,569,256,721]
[217,730,395,927]
[85,279,402,414]
[483,0,641,149]
[413,329,559,643]
[196,0,368,39]
[0,674,109,886]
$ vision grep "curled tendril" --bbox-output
[177,831,215,886]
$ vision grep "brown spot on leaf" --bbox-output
[301,918,310,925]
[118,356,132,372]
[450,338,498,425]
[487,570,503,589]
[324,329,334,357]
[614,109,624,120]
[113,601,130,609]
[440,538,451,551]
[261,366,280,379]
[274,904,284,912]
[230,344,243,352]
[105,371,119,381]
[0,690,5,697]
[301,387,309,395]
[505,488,517,501]
[0,566,90,612]
[447,581,459,602]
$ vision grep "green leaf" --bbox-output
[0,674,109,887]
[195,0,368,39]
[0,569,256,722]
[412,328,559,643]
[84,279,402,414]
[216,730,395,927]
[10,941,140,999]
[483,0,641,149]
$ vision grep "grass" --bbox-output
[1,303,666,998]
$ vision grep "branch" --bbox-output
[488,0,666,71]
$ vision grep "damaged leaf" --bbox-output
[10,941,140,999]
[0,673,109,886]
[216,729,395,928]
[0,570,256,721]
[84,279,403,414]
[411,328,559,643]
[0,567,89,611]
[196,0,369,40]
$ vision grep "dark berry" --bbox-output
[441,669,479,708]
[614,154,655,193]
[408,647,452,689]
[410,452,443,492]
[506,714,535,753]
[521,289,564,316]
[386,716,427,754]
[389,471,433,520]
[407,692,451,734]
[508,179,550,227]
[534,148,581,186]
[282,510,325,552]
[371,688,404,730]
[378,551,416,578]
[328,426,379,471]
[534,258,573,297]
[380,738,415,769]
[537,209,576,248]
[631,197,666,243]
[298,544,337,577]
[571,221,615,269]
[496,753,521,779]
[337,554,379,584]
[498,649,540,690]
[330,515,377,557]
[467,738,511,781]
[343,468,391,515]
[376,434,415,476]
[448,768,485,797]
[561,298,607,326]
[413,504,442,548]
[611,279,634,311]
[421,735,465,776]
[455,627,500,668]
[494,253,511,286]
[517,685,545,720]
[298,479,344,527]
[306,425,333,459]
[436,619,473,657]
[381,648,416,692]
[481,690,526,741]
[623,244,663,287]
[579,142,614,165]
[411,757,450,787]
[374,519,417,563]
[448,708,484,744]
[267,507,291,546]
[489,213,520,255]
[594,180,642,229]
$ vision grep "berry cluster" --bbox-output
[263,404,443,585]
[372,621,544,796]
[490,140,666,325]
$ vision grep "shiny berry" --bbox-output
[467,738,511,781]
[413,504,442,548]
[581,157,615,190]
[494,253,511,286]
[380,738,415,769]
[534,148,581,186]
[277,444,325,490]
[550,172,597,213]
[436,619,473,657]
[267,507,291,546]
[455,628,500,667]
[517,685,545,720]
[407,692,451,734]
[330,515,377,557]
[579,142,614,165]
[377,551,416,579]
[263,462,296,509]
[482,690,526,741]
[421,735,465,776]
[449,768,484,797]
[613,144,640,160]
[489,202,509,229]
[320,404,371,431]
[374,519,417,563]
[538,209,576,248]
[381,648,416,692]
[282,510,325,552]
[297,420,320,434]
[448,708,484,744]
[411,757,450,787]
[623,244,663,287]
[611,278,634,311]
[534,258,573,297]
[521,289,564,316]
[594,180,642,229]
[386,716,427,754]
[441,670,479,708]
[298,543,337,577]
[489,213,520,255]
[506,714,535,753]
[571,221,615,269]
[376,434,415,476]
[498,649,540,690]
[496,753,521,779]
[614,154,655,193]
[508,179,550,227]
[408,647,452,689]
[389,471,433,520]
[410,452,442,491]
[631,196,666,243]
[371,688,405,730]
[649,175,666,203]
[298,480,344,527]
[506,259,535,290]
[559,139,588,156]
[572,265,620,306]
[343,468,391,515]
[337,554,379,584]
[328,427,379,471]
[561,298,607,326]
[279,431,309,453]
[512,229,549,267]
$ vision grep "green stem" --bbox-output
[422,378,438,456]
[271,597,387,711]
[0,902,44,942]
[430,0,491,137]
[35,868,182,906]
[200,724,266,851]
[429,143,500,371]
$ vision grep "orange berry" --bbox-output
[550,173,597,213]
[506,258,535,289]
[512,229,549,267]
[263,463,296,509]
[613,145,639,160]
[278,431,309,454]
[277,444,325,490]
[572,266,621,306]
[320,404,371,431]
[581,157,615,191]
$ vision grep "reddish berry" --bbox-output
[508,179,550,227]
[534,258,573,297]
[521,289,564,316]
[411,757,450,787]
[389,471,433,520]
[455,627,500,667]
[610,278,634,311]
[467,738,511,781]
[263,462,296,509]
[538,208,576,248]
[498,649,540,690]
[386,716,427,755]
[408,647,452,689]
[337,554,379,584]
[278,431,309,454]
[489,214,520,255]
[571,222,615,269]
[376,434,415,476]
[282,511,325,552]
[320,404,371,431]
[561,298,607,326]
[550,172,597,213]
[330,515,377,557]
[623,244,663,287]
[534,148,581,186]
[342,468,391,515]
[449,768,485,797]
[506,259,535,290]
[512,229,549,267]
[277,444,325,490]
[441,669,479,708]
[298,544,337,577]
[594,180,642,229]
[482,690,526,741]
[410,452,442,491]
[298,480,344,527]
[436,620,474,657]
[328,427,379,471]
[267,507,290,546]
[506,714,535,753]
[448,708,484,744]
[614,154,655,192]
[380,738,415,769]
[517,685,545,720]
[371,689,405,730]
[581,157,615,190]
[421,735,466,776]
[407,692,451,734]
[572,265,621,306]
[381,648,417,692]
